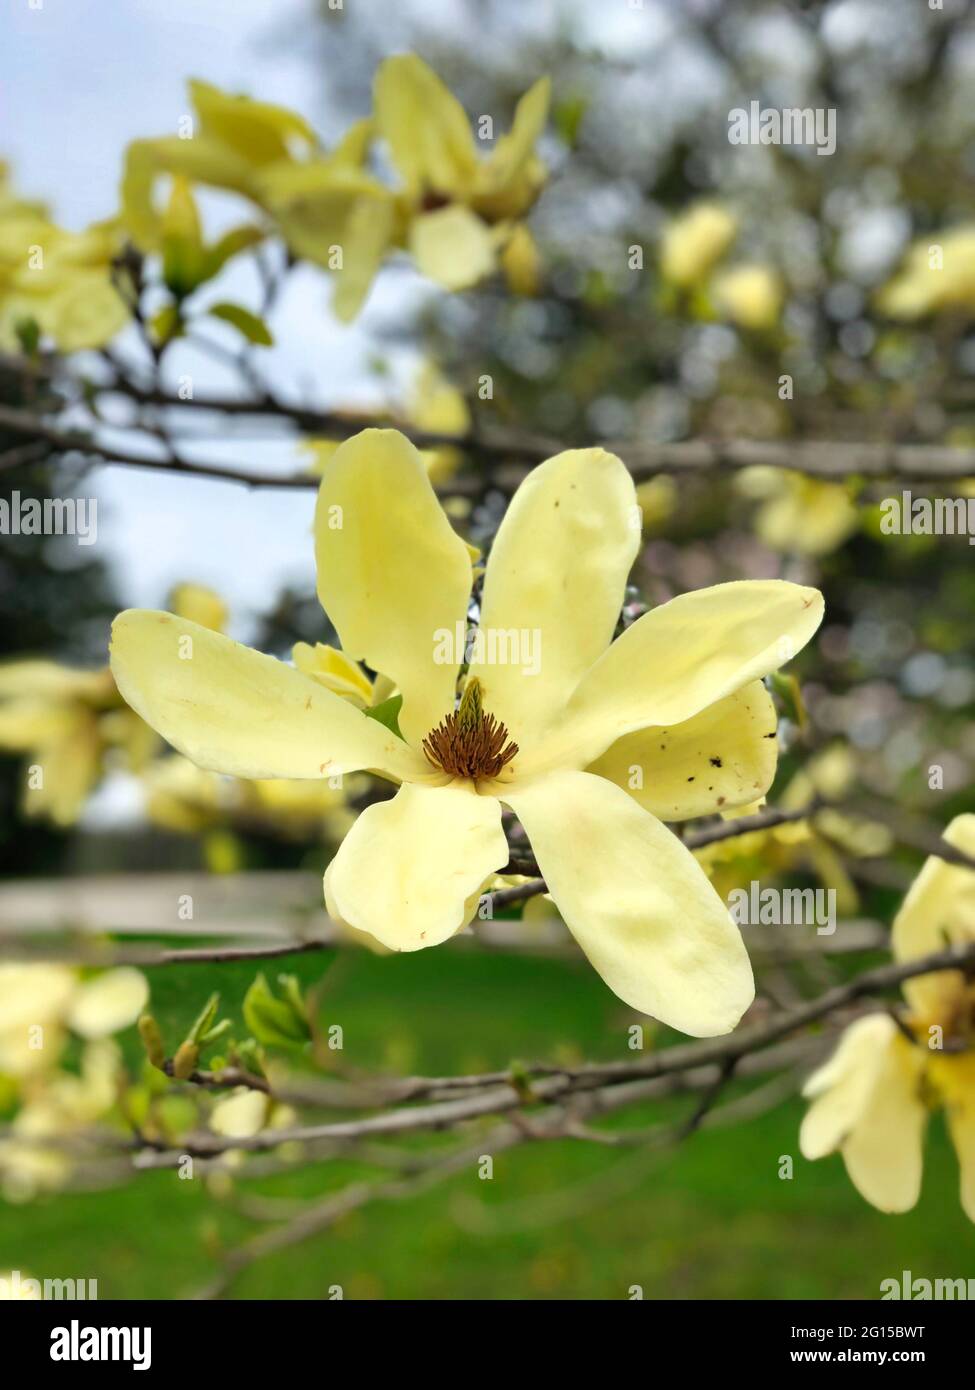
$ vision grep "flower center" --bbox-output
[422,677,519,782]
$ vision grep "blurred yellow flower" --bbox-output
[634,475,677,533]
[0,965,147,1079]
[1,1039,126,1202]
[801,814,975,1219]
[878,225,975,319]
[209,1087,269,1139]
[710,263,783,331]
[0,584,226,825]
[123,80,393,322]
[0,660,153,825]
[166,582,228,634]
[500,222,543,296]
[0,164,127,350]
[660,202,737,289]
[737,466,859,556]
[144,752,357,844]
[373,54,550,291]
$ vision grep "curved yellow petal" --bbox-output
[168,583,227,633]
[840,1034,927,1214]
[505,770,754,1036]
[66,968,149,1040]
[313,430,472,747]
[121,136,258,251]
[0,700,80,751]
[893,814,975,1020]
[471,448,638,749]
[534,580,823,772]
[409,205,496,290]
[586,681,778,821]
[324,781,508,951]
[209,1088,270,1138]
[110,610,426,783]
[480,77,550,193]
[933,1054,975,1223]
[660,203,737,288]
[292,642,373,707]
[800,1013,900,1156]
[800,1014,927,1213]
[756,475,858,556]
[373,54,478,199]
[189,79,318,166]
[258,162,396,319]
[28,717,102,826]
[474,76,550,219]
[0,661,114,703]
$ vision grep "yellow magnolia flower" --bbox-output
[660,203,737,289]
[878,225,975,319]
[0,964,147,1078]
[635,475,677,533]
[710,263,783,332]
[1,1039,127,1202]
[110,429,823,1036]
[800,815,975,1218]
[145,753,356,844]
[373,54,550,291]
[0,167,127,351]
[122,78,319,249]
[0,660,153,825]
[209,1087,269,1139]
[166,582,228,634]
[737,466,859,557]
[0,583,228,824]
[123,80,393,321]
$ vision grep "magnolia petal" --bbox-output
[30,718,102,826]
[110,610,426,783]
[209,1088,270,1139]
[314,430,472,747]
[840,1033,927,1214]
[800,1014,901,1157]
[168,583,228,633]
[409,205,496,290]
[893,814,975,1020]
[0,661,114,703]
[469,448,638,752]
[324,782,508,952]
[66,968,149,1039]
[373,54,478,198]
[189,79,317,166]
[535,580,823,772]
[935,1055,975,1223]
[0,700,81,751]
[331,189,397,320]
[292,642,373,707]
[478,77,551,200]
[505,770,754,1036]
[121,136,258,250]
[586,681,777,821]
[801,1016,927,1213]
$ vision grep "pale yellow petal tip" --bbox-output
[209,1088,270,1139]
[944,814,975,855]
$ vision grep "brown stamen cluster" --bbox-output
[423,679,519,781]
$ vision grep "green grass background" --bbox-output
[3,945,973,1300]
